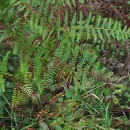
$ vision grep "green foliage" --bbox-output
[0,0,130,129]
[62,13,130,42]
[0,51,10,93]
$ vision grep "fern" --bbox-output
[12,86,25,108]
[61,13,130,42]
[0,75,6,93]
[0,51,10,74]
[21,81,33,97]
[0,0,130,129]
[33,50,44,94]
[0,51,10,93]
[12,81,34,108]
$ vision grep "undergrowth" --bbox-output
[0,0,130,130]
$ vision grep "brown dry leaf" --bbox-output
[27,128,37,130]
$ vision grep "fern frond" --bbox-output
[0,51,10,73]
[0,75,5,93]
[61,13,130,42]
[12,81,33,108]
[21,81,33,98]
[12,86,25,108]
